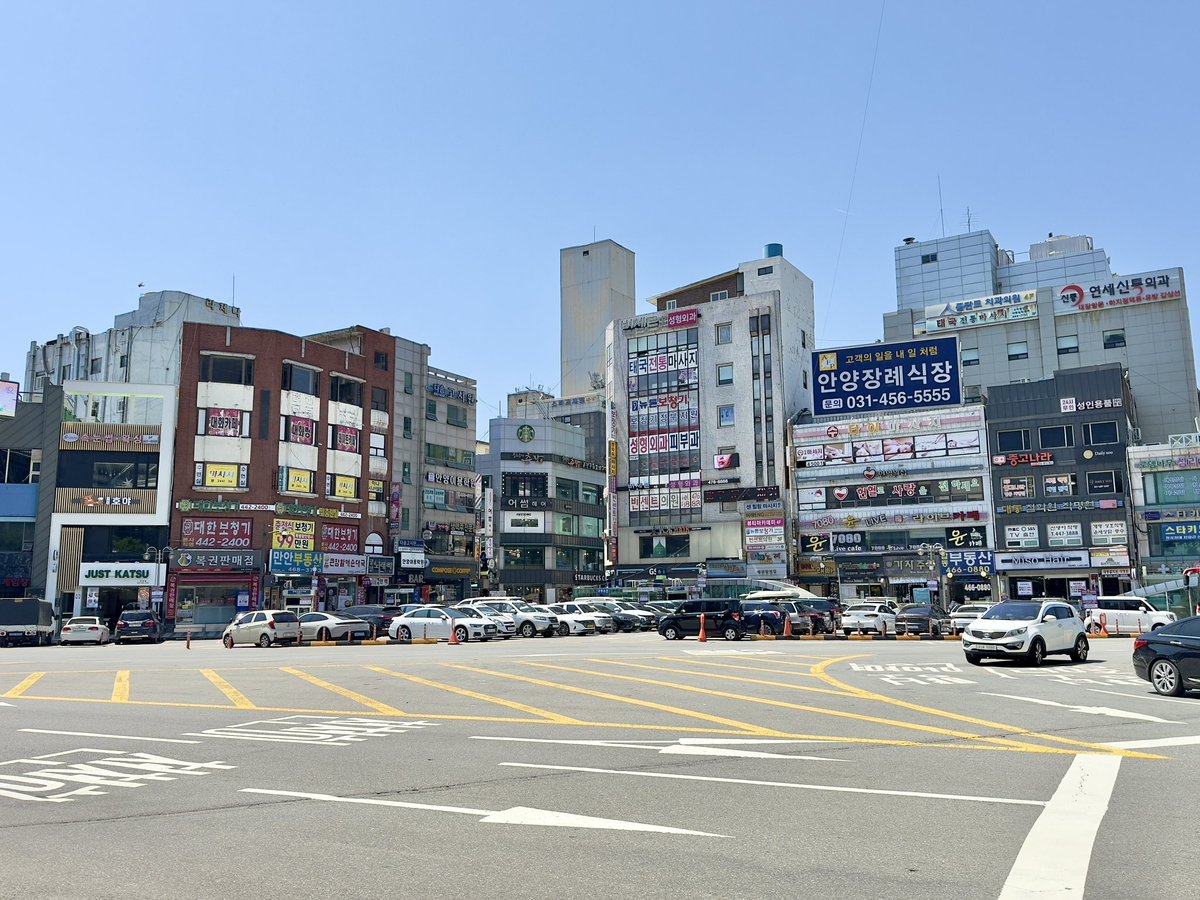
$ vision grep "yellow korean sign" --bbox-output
[272,518,315,550]
[333,475,358,499]
[204,464,239,488]
[287,469,314,493]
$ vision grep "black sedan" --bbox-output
[341,605,396,637]
[1132,616,1200,696]
[739,601,787,636]
[893,603,952,636]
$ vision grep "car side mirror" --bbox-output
[1042,615,1056,623]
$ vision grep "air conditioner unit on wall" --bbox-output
[1130,427,1142,443]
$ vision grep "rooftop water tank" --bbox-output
[764,243,783,258]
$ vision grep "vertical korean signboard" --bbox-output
[812,336,961,415]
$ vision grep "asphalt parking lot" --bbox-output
[1,633,1195,899]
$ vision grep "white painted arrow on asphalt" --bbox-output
[470,735,844,760]
[240,788,726,836]
[0,701,13,707]
[980,693,1183,724]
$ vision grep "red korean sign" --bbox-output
[321,523,359,553]
[180,517,253,549]
[334,425,360,453]
[667,308,699,329]
[288,417,315,445]
[206,408,242,437]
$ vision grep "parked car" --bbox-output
[616,601,660,628]
[59,616,110,645]
[299,612,373,642]
[949,603,992,633]
[538,604,597,636]
[657,599,746,642]
[589,601,647,632]
[841,603,896,635]
[961,600,1088,666]
[389,606,498,642]
[1086,596,1176,634]
[341,605,397,636]
[458,603,517,639]
[768,599,832,634]
[0,597,56,647]
[894,603,953,636]
[1132,616,1200,695]
[558,602,615,633]
[471,598,558,637]
[114,610,164,644]
[739,600,787,635]
[222,609,302,648]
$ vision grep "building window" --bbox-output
[581,482,601,504]
[716,323,732,345]
[118,354,127,368]
[329,376,363,407]
[1007,341,1029,361]
[326,473,359,500]
[717,364,734,385]
[425,443,475,470]
[402,462,411,484]
[1091,520,1127,545]
[371,386,388,412]
[801,328,807,349]
[1000,476,1035,499]
[0,449,36,485]
[921,252,938,264]
[1043,473,1077,497]
[996,429,1031,452]
[757,266,773,276]
[710,290,729,302]
[1056,335,1079,356]
[403,416,412,439]
[1039,425,1074,449]
[94,461,158,489]
[961,348,980,366]
[446,404,469,428]
[368,480,385,503]
[400,508,410,531]
[278,467,315,494]
[374,351,389,371]
[329,425,360,454]
[665,299,677,310]
[425,399,438,421]
[555,514,577,536]
[200,408,251,438]
[1005,525,1039,549]
[1103,329,1126,349]
[369,432,386,458]
[718,405,735,427]
[200,355,254,386]
[404,371,414,394]
[281,416,315,445]
[502,472,547,498]
[281,363,319,396]
[639,535,689,559]
[1086,470,1123,494]
[1047,523,1083,547]
[749,316,759,335]
[556,478,579,502]
[1084,421,1119,445]
[89,358,102,375]
[803,370,808,388]
[505,547,545,569]
[555,546,578,569]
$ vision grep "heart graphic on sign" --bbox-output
[833,487,849,501]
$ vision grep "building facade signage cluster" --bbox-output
[812,336,962,415]
[427,383,476,404]
[1133,456,1200,471]
[426,471,477,488]
[796,430,981,468]
[60,423,162,450]
[702,486,780,504]
[995,550,1090,570]
[798,508,986,530]
[175,498,361,520]
[945,550,994,575]
[1055,268,1183,316]
[922,290,1038,335]
[812,475,984,509]
[180,517,253,549]
[997,499,1124,515]
[794,408,985,444]
[1060,397,1123,412]
[992,452,1055,468]
[171,549,261,571]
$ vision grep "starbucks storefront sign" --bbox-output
[78,563,165,587]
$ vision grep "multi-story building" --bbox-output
[509,389,607,465]
[168,323,394,629]
[792,405,994,604]
[24,291,241,423]
[883,231,1195,443]
[986,364,1136,601]
[476,416,606,602]
[0,380,49,601]
[605,244,815,584]
[560,240,636,399]
[312,331,480,603]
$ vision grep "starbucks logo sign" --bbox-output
[517,425,535,443]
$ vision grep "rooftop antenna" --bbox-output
[965,206,973,232]
[232,274,236,303]
[937,175,945,237]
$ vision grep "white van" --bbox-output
[1084,596,1176,634]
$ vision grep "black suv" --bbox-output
[114,610,163,644]
[658,599,746,641]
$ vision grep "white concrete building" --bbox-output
[560,240,636,399]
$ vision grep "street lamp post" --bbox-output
[917,542,948,607]
[142,545,172,616]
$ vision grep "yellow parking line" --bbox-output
[200,669,257,709]
[661,658,857,688]
[3,672,45,698]
[279,667,404,716]
[809,657,1163,760]
[366,666,583,724]
[443,663,785,736]
[111,671,130,703]
[604,660,855,698]
[525,661,1075,756]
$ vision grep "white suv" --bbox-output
[470,598,557,637]
[1084,596,1176,634]
[962,600,1088,666]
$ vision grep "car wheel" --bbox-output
[455,626,469,643]
[223,635,234,649]
[317,628,331,642]
[1151,623,1164,630]
[1150,659,1184,696]
[258,633,272,648]
[113,638,121,645]
[1087,623,1101,634]
[557,623,570,637]
[964,653,983,666]
[1069,635,1090,663]
[520,622,537,638]
[843,629,851,636]
[723,626,740,642]
[399,626,412,641]
[1027,638,1046,667]
[662,625,680,641]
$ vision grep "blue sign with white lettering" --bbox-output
[945,550,993,575]
[812,336,961,415]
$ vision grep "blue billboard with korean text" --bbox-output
[812,336,961,415]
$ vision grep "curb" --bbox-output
[1087,633,1136,639]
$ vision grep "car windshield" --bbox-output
[475,606,501,616]
[442,608,469,619]
[545,605,567,614]
[513,602,537,612]
[981,603,1042,620]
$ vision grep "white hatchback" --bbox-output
[962,600,1088,666]
[1084,596,1176,634]
[841,603,896,635]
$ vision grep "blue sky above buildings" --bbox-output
[2,1,1196,438]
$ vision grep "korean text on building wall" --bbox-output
[812,336,961,415]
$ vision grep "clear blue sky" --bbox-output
[3,1,1197,438]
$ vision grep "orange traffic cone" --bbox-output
[448,623,461,645]
[698,612,707,642]
[783,614,793,639]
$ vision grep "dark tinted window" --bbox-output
[982,603,1042,620]
[273,612,299,623]
[1051,607,1074,620]
[120,611,154,622]
[679,602,702,614]
[1164,617,1200,638]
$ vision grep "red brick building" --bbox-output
[166,323,395,630]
